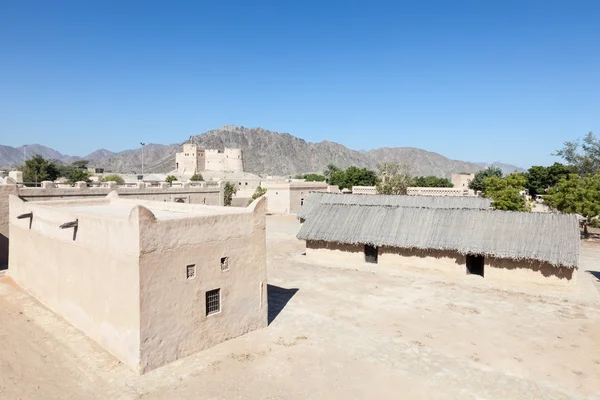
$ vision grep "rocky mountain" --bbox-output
[0,125,524,177]
[85,149,116,161]
[0,144,80,167]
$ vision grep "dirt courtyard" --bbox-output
[1,215,599,399]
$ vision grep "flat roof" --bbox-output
[36,199,251,221]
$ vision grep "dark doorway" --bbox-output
[365,245,378,263]
[466,254,484,277]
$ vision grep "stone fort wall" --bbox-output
[176,145,243,174]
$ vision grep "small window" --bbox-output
[245,182,248,185]
[221,257,229,271]
[206,289,220,315]
[186,264,196,280]
[301,198,304,206]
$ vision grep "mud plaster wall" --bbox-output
[7,197,141,369]
[307,242,574,285]
[0,185,18,267]
[137,200,268,373]
[0,184,222,266]
[263,186,291,214]
[289,187,328,214]
[306,240,365,264]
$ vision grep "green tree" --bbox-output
[345,166,378,188]
[554,132,600,176]
[376,162,412,195]
[23,155,59,185]
[67,168,91,184]
[412,176,453,188]
[224,181,238,206]
[469,166,503,192]
[165,175,178,186]
[190,173,204,181]
[329,166,378,190]
[293,174,307,179]
[101,174,125,184]
[305,173,326,182]
[329,170,347,190]
[545,174,600,236]
[483,172,530,211]
[71,159,89,169]
[525,163,573,197]
[248,186,267,205]
[323,164,340,183]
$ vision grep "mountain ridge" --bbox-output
[0,126,524,177]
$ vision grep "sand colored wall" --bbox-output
[352,186,377,195]
[8,196,142,369]
[306,240,365,264]
[176,145,243,174]
[262,182,329,214]
[484,256,574,285]
[138,197,268,373]
[0,185,18,268]
[262,183,291,214]
[307,242,574,285]
[378,247,467,276]
[289,184,328,214]
[176,144,200,175]
[407,187,475,196]
[0,183,223,266]
[451,173,475,189]
[223,148,244,172]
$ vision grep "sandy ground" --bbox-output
[1,215,600,400]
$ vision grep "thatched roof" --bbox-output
[297,192,491,220]
[297,204,580,268]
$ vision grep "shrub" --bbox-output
[165,175,178,186]
[101,174,125,184]
[248,186,267,205]
[190,173,203,181]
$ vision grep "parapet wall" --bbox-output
[352,186,377,195]
[0,182,224,267]
[407,187,475,197]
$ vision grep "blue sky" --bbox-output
[1,0,598,168]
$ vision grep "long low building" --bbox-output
[297,192,491,220]
[297,198,579,285]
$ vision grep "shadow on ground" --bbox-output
[268,284,298,325]
[586,270,600,281]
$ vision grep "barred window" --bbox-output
[186,264,196,280]
[206,289,220,315]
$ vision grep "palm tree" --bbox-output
[323,164,340,183]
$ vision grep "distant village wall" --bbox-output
[0,182,224,267]
[261,182,330,214]
[407,187,475,196]
[352,186,377,195]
